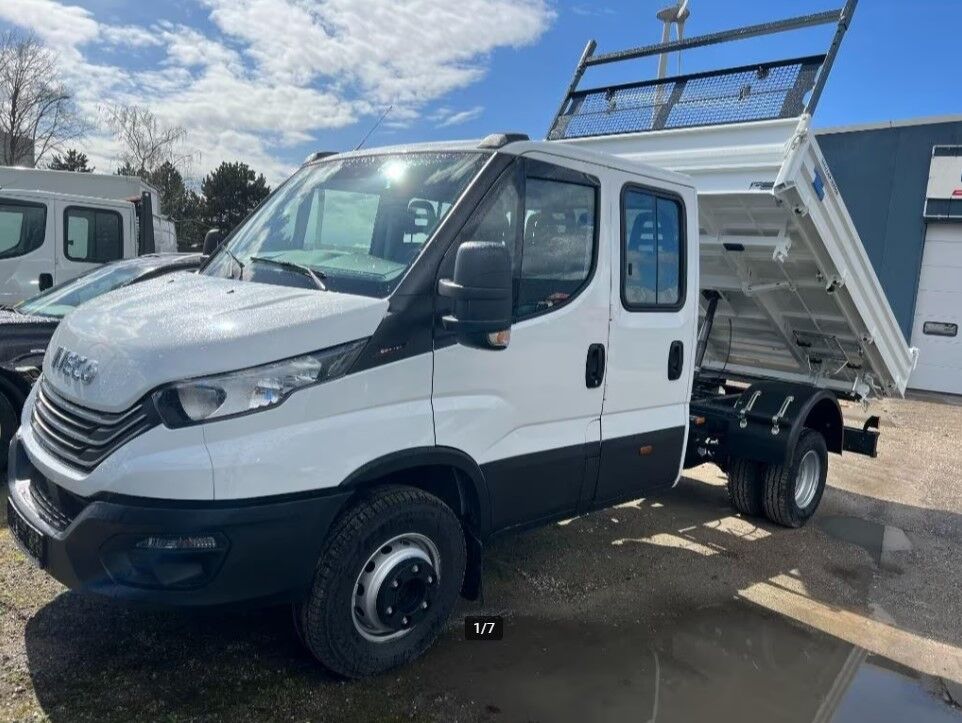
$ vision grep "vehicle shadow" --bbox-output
[480,472,962,657]
[20,473,962,721]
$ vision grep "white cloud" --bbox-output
[0,0,554,182]
[203,0,553,103]
[100,24,164,48]
[433,106,485,128]
[571,5,615,17]
[0,0,98,57]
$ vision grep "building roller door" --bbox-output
[909,223,962,395]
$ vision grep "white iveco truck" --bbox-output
[0,167,177,305]
[7,1,913,676]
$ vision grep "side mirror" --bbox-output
[202,228,224,256]
[438,241,513,350]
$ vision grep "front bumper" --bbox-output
[6,434,352,607]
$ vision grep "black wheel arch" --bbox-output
[0,367,30,406]
[725,380,843,465]
[0,369,30,434]
[795,393,843,456]
[339,446,491,601]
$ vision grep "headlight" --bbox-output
[153,339,367,428]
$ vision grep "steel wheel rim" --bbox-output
[351,533,441,644]
[795,449,821,508]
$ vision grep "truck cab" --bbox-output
[0,167,176,304]
[7,138,702,674]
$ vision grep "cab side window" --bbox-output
[451,166,522,273]
[0,199,46,259]
[446,159,598,321]
[65,207,124,263]
[621,186,685,310]
[518,176,596,319]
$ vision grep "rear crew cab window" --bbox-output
[0,199,46,259]
[621,185,685,310]
[64,207,124,263]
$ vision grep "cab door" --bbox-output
[593,174,699,506]
[432,155,609,533]
[0,195,53,305]
[54,201,132,285]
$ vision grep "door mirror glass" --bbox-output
[203,228,224,256]
[438,241,513,350]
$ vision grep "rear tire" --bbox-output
[762,429,828,528]
[296,485,466,678]
[727,457,765,516]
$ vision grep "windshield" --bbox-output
[16,263,154,318]
[202,152,487,297]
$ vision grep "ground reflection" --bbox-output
[417,600,960,723]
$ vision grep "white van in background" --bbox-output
[0,167,177,305]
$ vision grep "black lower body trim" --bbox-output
[593,426,686,505]
[481,442,589,533]
[481,426,687,534]
[7,436,352,607]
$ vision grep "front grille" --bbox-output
[31,380,159,472]
[28,477,85,531]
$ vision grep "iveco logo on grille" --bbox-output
[50,347,98,384]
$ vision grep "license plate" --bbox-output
[6,498,46,567]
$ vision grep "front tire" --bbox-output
[296,485,466,678]
[762,429,828,528]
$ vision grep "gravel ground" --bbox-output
[1,393,961,721]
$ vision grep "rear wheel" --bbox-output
[727,457,765,516]
[762,429,828,528]
[295,485,466,678]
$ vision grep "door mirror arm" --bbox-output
[437,241,513,351]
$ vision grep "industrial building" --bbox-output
[819,116,962,395]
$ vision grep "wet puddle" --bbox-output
[818,516,913,571]
[423,600,959,722]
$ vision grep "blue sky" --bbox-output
[1,0,958,184]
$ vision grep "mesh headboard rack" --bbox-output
[547,1,858,141]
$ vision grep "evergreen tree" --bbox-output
[48,148,94,172]
[201,161,270,235]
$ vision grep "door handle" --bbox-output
[586,343,606,388]
[668,340,684,381]
[39,273,53,292]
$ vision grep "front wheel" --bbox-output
[296,485,466,678]
[762,429,828,528]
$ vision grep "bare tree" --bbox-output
[103,103,192,177]
[0,31,87,166]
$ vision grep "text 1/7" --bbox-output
[464,615,504,640]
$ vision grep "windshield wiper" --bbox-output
[249,256,327,290]
[0,304,21,314]
[222,246,245,280]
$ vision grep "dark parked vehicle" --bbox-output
[0,254,203,467]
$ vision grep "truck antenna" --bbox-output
[354,105,393,151]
